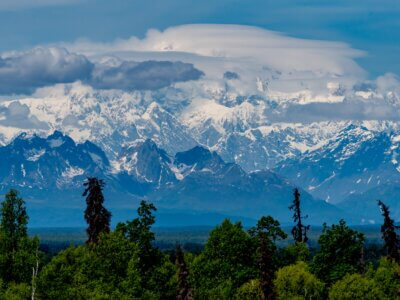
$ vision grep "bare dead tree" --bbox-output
[31,246,39,300]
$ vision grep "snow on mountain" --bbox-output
[275,122,400,206]
[152,144,344,223]
[0,131,346,225]
[0,131,109,193]
[115,139,177,185]
[0,71,399,221]
[3,78,394,171]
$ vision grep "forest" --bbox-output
[0,177,399,300]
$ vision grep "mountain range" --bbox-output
[0,131,346,227]
[0,78,399,226]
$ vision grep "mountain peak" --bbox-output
[47,130,75,148]
[117,138,175,184]
[175,145,213,166]
[49,130,64,138]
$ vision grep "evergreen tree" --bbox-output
[176,244,193,300]
[83,177,111,244]
[377,200,400,262]
[289,188,310,243]
[249,216,287,300]
[259,235,275,300]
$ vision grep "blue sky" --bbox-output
[0,0,399,78]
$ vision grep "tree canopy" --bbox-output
[312,219,365,285]
[0,185,398,299]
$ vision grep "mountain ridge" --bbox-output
[0,131,347,226]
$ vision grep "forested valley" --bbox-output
[0,177,399,300]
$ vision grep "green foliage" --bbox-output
[290,188,310,243]
[37,245,91,299]
[115,200,175,298]
[38,210,176,299]
[83,177,111,244]
[377,200,400,262]
[234,279,262,300]
[0,189,40,285]
[279,242,311,266]
[176,244,193,300]
[274,261,325,300]
[1,282,31,300]
[122,249,177,299]
[4,185,400,299]
[312,220,365,285]
[0,189,28,241]
[250,215,287,299]
[192,219,257,299]
[328,273,384,300]
[116,200,156,245]
[249,215,287,243]
[371,257,400,299]
[116,200,160,273]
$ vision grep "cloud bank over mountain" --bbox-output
[0,24,399,126]
[0,47,203,95]
[0,47,93,94]
[0,102,49,129]
[65,24,366,94]
[67,24,364,76]
[91,60,204,91]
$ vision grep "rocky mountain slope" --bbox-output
[0,75,399,225]
[0,132,345,226]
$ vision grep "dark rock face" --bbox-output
[0,131,109,190]
[1,131,347,226]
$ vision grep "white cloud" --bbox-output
[0,47,93,94]
[2,24,399,124]
[67,25,365,76]
[63,24,367,96]
[0,102,49,129]
[376,73,400,93]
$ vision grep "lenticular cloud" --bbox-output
[67,24,366,79]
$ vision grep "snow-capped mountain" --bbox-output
[0,132,346,226]
[158,145,344,223]
[275,123,400,221]
[0,72,399,225]
[0,131,108,191]
[276,124,399,203]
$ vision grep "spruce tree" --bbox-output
[289,188,310,243]
[83,177,111,244]
[259,235,275,300]
[378,200,400,262]
[176,244,193,300]
[249,216,287,300]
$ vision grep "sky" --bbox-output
[0,0,399,125]
[0,0,399,78]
